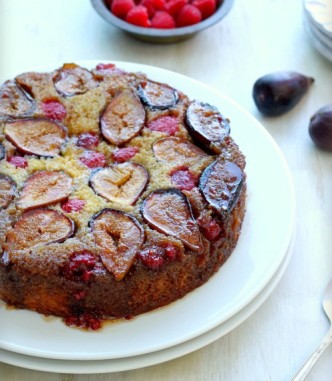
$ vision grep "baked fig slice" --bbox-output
[141,189,204,253]
[0,144,5,160]
[91,209,144,281]
[153,137,208,166]
[17,171,72,211]
[0,174,16,209]
[186,101,230,152]
[90,162,148,206]
[4,118,66,157]
[5,208,75,251]
[53,63,99,97]
[199,160,244,218]
[0,80,35,118]
[100,89,145,146]
[138,81,179,110]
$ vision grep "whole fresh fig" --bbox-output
[253,71,314,116]
[309,104,332,151]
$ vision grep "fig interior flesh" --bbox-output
[100,88,145,146]
[17,171,72,211]
[0,174,16,209]
[141,188,204,253]
[252,71,314,116]
[138,81,179,110]
[90,162,149,206]
[5,208,74,251]
[199,160,244,218]
[153,137,208,166]
[309,104,332,151]
[0,80,35,118]
[4,118,66,157]
[185,100,230,151]
[91,209,144,281]
[53,63,99,97]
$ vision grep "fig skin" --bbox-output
[137,81,179,110]
[0,144,5,160]
[253,71,314,116]
[309,104,332,151]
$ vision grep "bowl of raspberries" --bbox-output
[91,0,234,42]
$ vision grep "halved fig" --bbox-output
[141,189,204,253]
[0,174,16,209]
[91,209,144,281]
[53,63,99,97]
[6,209,74,251]
[153,137,208,166]
[17,171,72,211]
[0,80,35,118]
[138,81,178,110]
[186,101,230,152]
[199,160,244,218]
[100,89,145,146]
[4,118,66,157]
[0,144,5,160]
[90,162,148,206]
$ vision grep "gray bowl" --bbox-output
[90,0,234,43]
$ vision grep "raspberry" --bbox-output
[138,248,164,270]
[202,219,222,241]
[41,99,66,121]
[77,132,100,149]
[192,0,216,19]
[63,251,97,282]
[112,146,139,163]
[170,167,197,190]
[164,244,178,260]
[176,4,202,27]
[151,11,175,28]
[80,150,106,168]
[95,63,126,75]
[165,0,188,17]
[125,5,151,27]
[147,116,178,135]
[61,199,85,213]
[140,0,165,17]
[111,0,135,19]
[7,156,28,169]
[65,313,102,330]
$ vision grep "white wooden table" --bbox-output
[1,0,332,380]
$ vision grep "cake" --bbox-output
[0,63,246,330]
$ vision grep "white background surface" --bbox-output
[1,0,332,380]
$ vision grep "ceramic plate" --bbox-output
[0,61,296,361]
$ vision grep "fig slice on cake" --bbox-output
[89,162,149,206]
[91,209,144,281]
[5,208,75,251]
[0,144,5,161]
[4,118,66,157]
[17,171,72,211]
[137,81,178,110]
[199,160,244,218]
[185,100,230,153]
[0,174,16,209]
[153,137,209,166]
[141,188,204,254]
[100,89,145,146]
[0,80,35,118]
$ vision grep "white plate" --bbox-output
[0,240,293,374]
[0,61,296,361]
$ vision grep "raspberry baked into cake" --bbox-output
[0,63,246,329]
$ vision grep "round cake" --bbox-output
[0,63,246,329]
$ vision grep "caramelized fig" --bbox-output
[185,101,230,151]
[0,80,35,118]
[0,174,16,209]
[141,189,204,253]
[0,144,5,160]
[253,71,314,116]
[309,104,332,151]
[17,171,72,211]
[90,162,148,206]
[153,137,208,166]
[138,81,178,110]
[100,89,145,146]
[199,160,244,218]
[4,118,66,157]
[6,208,74,251]
[91,208,144,281]
[53,63,99,97]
